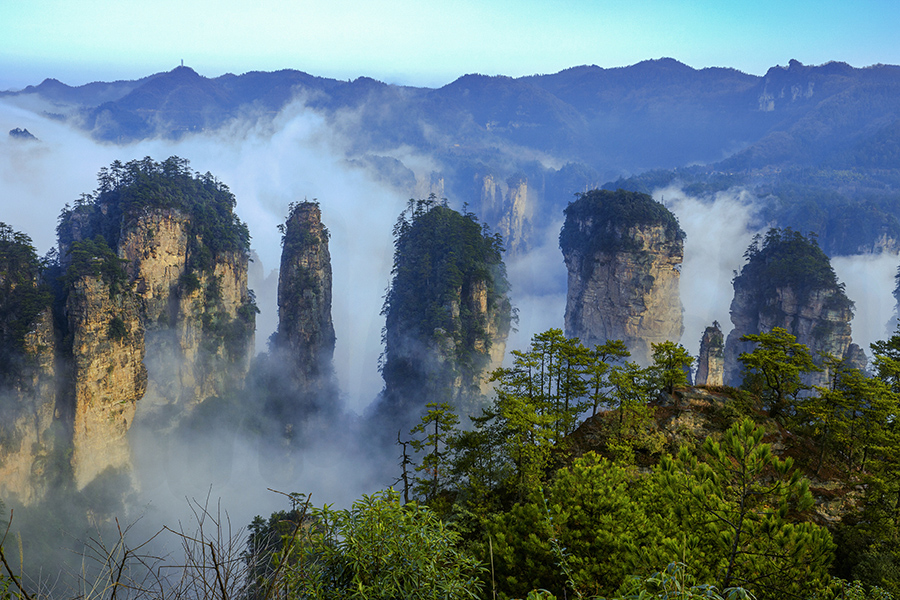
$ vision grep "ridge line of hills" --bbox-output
[6,57,900,173]
[8,57,900,257]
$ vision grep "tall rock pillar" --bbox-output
[723,229,857,387]
[67,276,147,489]
[270,202,336,411]
[696,322,725,386]
[560,189,684,365]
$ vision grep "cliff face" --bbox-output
[0,159,257,501]
[0,308,59,504]
[273,202,335,387]
[67,275,146,489]
[696,322,725,387]
[119,209,188,324]
[121,211,254,409]
[256,201,338,428]
[477,174,534,255]
[0,226,59,504]
[724,286,856,386]
[560,190,684,365]
[59,159,256,417]
[723,229,856,387]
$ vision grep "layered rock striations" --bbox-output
[477,174,535,256]
[560,189,684,365]
[377,198,513,430]
[723,229,857,387]
[57,157,256,419]
[66,273,146,489]
[274,202,335,383]
[123,213,254,409]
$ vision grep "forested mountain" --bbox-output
[7,59,900,255]
[9,59,900,171]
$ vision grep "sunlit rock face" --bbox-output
[696,322,725,387]
[0,228,60,505]
[0,159,260,501]
[723,229,859,387]
[119,210,254,410]
[66,275,146,489]
[478,174,534,256]
[57,157,255,492]
[0,307,59,505]
[560,189,684,365]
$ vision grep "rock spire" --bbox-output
[560,189,684,365]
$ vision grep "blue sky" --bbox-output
[2,0,899,90]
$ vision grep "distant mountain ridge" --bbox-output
[8,58,898,168]
[6,58,900,255]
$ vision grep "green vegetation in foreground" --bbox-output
[233,325,900,600]
[3,234,899,599]
[4,326,900,599]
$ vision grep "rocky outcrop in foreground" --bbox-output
[560,189,684,365]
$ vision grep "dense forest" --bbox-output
[7,54,900,600]
[57,156,251,274]
[734,228,854,314]
[235,326,900,600]
[559,189,685,256]
[0,225,53,381]
[2,152,900,599]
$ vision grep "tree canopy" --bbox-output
[734,228,853,313]
[379,195,513,419]
[57,156,251,273]
[559,188,685,256]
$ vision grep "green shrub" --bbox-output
[281,489,484,600]
[106,316,129,341]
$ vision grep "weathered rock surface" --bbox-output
[478,175,534,256]
[560,189,684,365]
[724,286,857,386]
[272,202,335,388]
[696,322,725,386]
[119,209,189,323]
[723,229,857,386]
[0,308,60,504]
[0,159,258,502]
[0,226,60,505]
[67,276,147,489]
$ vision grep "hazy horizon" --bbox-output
[3,0,899,91]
